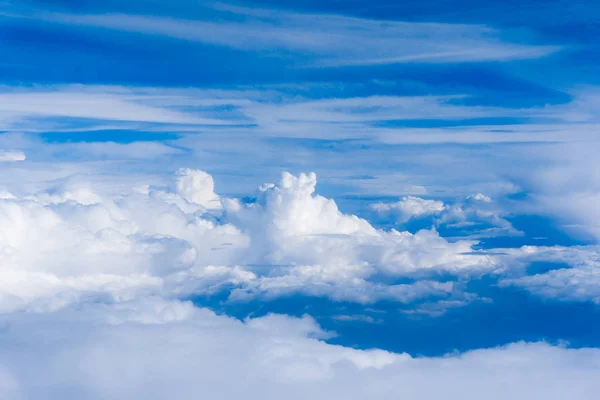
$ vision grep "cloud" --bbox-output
[371,194,519,238]
[0,150,25,162]
[0,168,499,311]
[3,84,598,251]
[0,86,232,127]
[468,193,492,202]
[1,85,597,147]
[174,168,221,209]
[0,86,527,137]
[11,2,559,67]
[502,266,600,304]
[332,314,381,323]
[499,245,600,304]
[0,299,598,399]
[371,196,445,223]
[221,172,496,278]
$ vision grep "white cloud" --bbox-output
[222,172,496,280]
[174,168,221,209]
[332,314,381,323]
[512,141,600,241]
[468,193,492,202]
[31,3,558,67]
[371,196,446,223]
[0,150,25,162]
[372,194,519,237]
[0,169,497,312]
[503,266,600,304]
[0,299,597,400]
[2,85,598,148]
[0,86,233,127]
[0,148,596,399]
[499,245,600,304]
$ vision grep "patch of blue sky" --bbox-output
[39,129,180,144]
[191,281,600,356]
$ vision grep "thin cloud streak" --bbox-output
[1,2,560,67]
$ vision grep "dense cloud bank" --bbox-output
[0,168,598,398]
[0,299,599,400]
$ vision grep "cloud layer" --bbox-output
[0,298,598,400]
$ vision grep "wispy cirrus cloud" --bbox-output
[3,1,559,67]
[0,86,233,125]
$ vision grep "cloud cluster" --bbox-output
[0,168,501,312]
[0,164,597,399]
[371,193,519,237]
[0,150,25,162]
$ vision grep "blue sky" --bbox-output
[0,1,599,398]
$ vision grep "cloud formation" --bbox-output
[0,168,502,312]
[0,150,25,162]
[371,193,519,237]
[0,299,598,400]
[500,245,600,304]
[0,2,598,397]
[20,3,559,67]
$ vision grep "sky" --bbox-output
[0,0,599,398]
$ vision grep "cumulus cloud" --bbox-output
[174,168,221,209]
[1,165,595,313]
[0,167,597,399]
[371,196,446,223]
[468,193,492,202]
[0,169,498,311]
[221,172,497,301]
[372,193,519,237]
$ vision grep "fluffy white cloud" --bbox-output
[0,169,497,311]
[0,300,597,400]
[0,166,597,399]
[3,164,596,312]
[372,193,519,237]
[174,168,221,209]
[468,193,492,202]
[221,172,496,302]
[371,196,446,223]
